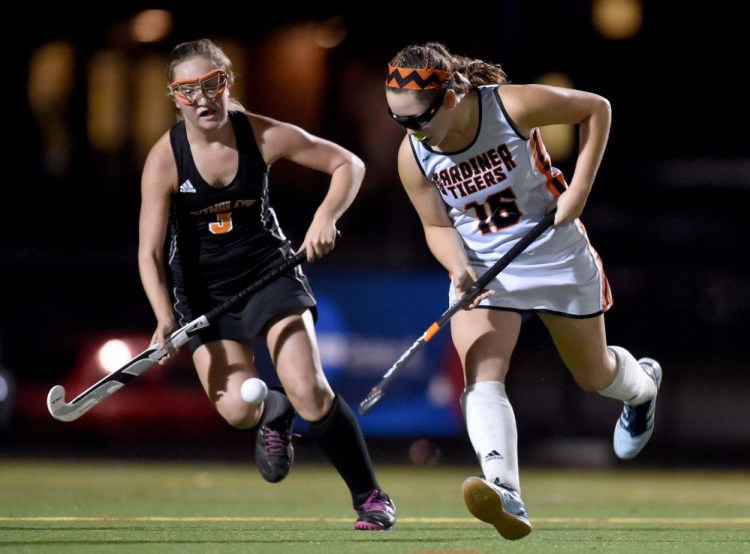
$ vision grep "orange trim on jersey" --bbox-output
[386,65,453,90]
[529,128,568,197]
[575,220,614,312]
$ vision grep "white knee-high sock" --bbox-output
[460,380,520,492]
[598,345,657,406]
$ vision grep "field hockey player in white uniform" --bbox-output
[384,41,661,540]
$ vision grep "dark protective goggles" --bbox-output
[387,87,447,130]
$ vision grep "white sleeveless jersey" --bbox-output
[410,85,612,317]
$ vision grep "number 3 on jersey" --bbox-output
[209,212,233,234]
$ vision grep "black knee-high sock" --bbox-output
[250,387,293,430]
[308,395,380,507]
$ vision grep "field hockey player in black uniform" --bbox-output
[138,38,395,531]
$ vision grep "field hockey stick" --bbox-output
[358,211,556,415]
[47,250,308,422]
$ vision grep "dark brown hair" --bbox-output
[388,41,508,102]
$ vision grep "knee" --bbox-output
[216,399,262,430]
[285,382,333,421]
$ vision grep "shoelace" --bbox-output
[359,490,387,512]
[261,428,292,456]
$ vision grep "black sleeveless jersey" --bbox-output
[167,111,293,299]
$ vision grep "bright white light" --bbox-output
[98,340,133,374]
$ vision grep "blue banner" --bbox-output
[290,270,466,437]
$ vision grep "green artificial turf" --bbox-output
[1,459,748,553]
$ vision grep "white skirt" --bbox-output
[448,220,612,317]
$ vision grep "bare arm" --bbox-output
[250,114,365,261]
[137,133,179,354]
[397,137,491,307]
[499,84,612,224]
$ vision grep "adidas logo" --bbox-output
[484,450,504,462]
[179,179,196,193]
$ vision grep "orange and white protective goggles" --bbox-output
[169,68,228,105]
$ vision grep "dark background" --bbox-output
[3,4,748,467]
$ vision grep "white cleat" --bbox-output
[462,476,532,540]
[613,357,663,459]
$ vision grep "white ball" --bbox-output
[240,378,268,404]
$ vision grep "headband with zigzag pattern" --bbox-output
[386,64,453,90]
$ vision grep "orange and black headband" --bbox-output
[386,64,453,90]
